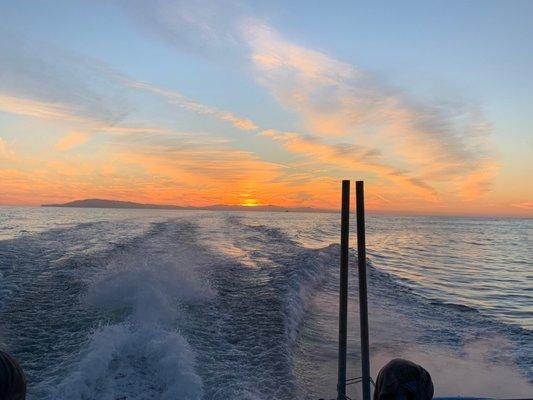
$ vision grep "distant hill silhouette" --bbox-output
[42,198,334,213]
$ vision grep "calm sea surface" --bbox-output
[0,207,531,399]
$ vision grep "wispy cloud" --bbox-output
[0,130,285,206]
[113,132,279,187]
[0,30,258,133]
[0,2,506,210]
[117,1,498,201]
[0,137,15,161]
[120,0,247,61]
[0,94,92,123]
[511,201,533,210]
[0,31,128,126]
[262,129,439,201]
[126,80,258,131]
[55,132,90,151]
[244,23,498,200]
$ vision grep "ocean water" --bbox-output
[0,207,531,399]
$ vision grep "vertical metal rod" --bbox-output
[337,180,350,400]
[356,181,371,400]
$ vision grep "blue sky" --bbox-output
[0,0,531,215]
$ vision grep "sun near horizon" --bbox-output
[0,1,532,218]
[241,200,260,208]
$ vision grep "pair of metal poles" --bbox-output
[337,180,370,400]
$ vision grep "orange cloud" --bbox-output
[0,128,347,210]
[114,139,282,204]
[0,20,506,213]
[511,201,533,210]
[0,94,83,122]
[0,138,16,161]
[54,132,90,151]
[457,160,499,200]
[261,129,439,202]
[245,23,498,201]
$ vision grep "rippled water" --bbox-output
[0,207,531,399]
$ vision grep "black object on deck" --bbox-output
[356,181,371,400]
[337,180,350,399]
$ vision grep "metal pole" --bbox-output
[356,181,371,400]
[337,180,350,400]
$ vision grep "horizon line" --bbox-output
[0,198,531,219]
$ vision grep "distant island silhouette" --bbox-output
[42,199,334,213]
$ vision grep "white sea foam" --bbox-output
[51,222,213,399]
[54,323,202,400]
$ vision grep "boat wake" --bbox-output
[0,212,531,399]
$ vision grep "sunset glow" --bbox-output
[0,1,532,216]
[242,199,260,207]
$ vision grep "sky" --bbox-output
[0,0,532,216]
